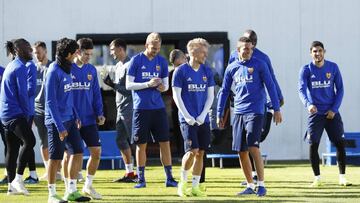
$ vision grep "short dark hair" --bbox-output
[243,29,258,47]
[169,49,185,64]
[34,41,47,49]
[5,38,29,58]
[238,36,252,44]
[110,38,127,51]
[56,38,78,58]
[310,41,324,51]
[77,38,93,50]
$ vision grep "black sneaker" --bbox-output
[24,176,39,184]
[0,176,8,184]
[113,174,138,183]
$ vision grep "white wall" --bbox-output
[1,0,360,162]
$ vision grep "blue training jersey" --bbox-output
[229,48,283,101]
[26,61,37,116]
[45,62,78,132]
[217,57,280,117]
[298,60,344,114]
[0,66,4,91]
[0,57,30,121]
[172,63,215,123]
[71,63,103,126]
[127,52,168,110]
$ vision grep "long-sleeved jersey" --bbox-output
[45,62,78,132]
[229,48,283,101]
[0,57,30,121]
[298,60,344,114]
[217,57,280,118]
[127,52,168,110]
[71,63,103,126]
[26,61,37,116]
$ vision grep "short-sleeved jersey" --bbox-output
[127,52,168,110]
[172,63,215,123]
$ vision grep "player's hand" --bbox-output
[185,116,196,126]
[325,110,335,120]
[97,116,106,125]
[307,104,317,114]
[217,117,225,129]
[147,77,162,87]
[196,113,206,126]
[76,119,81,129]
[273,111,282,125]
[156,83,166,92]
[280,99,285,107]
[59,130,68,141]
[103,75,115,88]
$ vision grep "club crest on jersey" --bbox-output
[202,76,207,82]
[247,67,254,74]
[87,73,92,81]
[326,72,331,79]
[156,65,161,71]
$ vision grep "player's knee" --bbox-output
[191,148,199,156]
[239,151,248,159]
[186,150,197,158]
[90,147,101,160]
[25,135,36,148]
[310,142,320,151]
[117,139,130,151]
[195,150,204,159]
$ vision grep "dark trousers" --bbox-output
[3,117,36,182]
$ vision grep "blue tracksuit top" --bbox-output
[26,61,37,116]
[45,62,78,132]
[217,57,280,117]
[298,60,344,114]
[0,57,30,121]
[71,63,103,126]
[229,48,283,101]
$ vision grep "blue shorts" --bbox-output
[132,108,169,144]
[47,120,84,160]
[305,113,344,144]
[80,124,101,147]
[180,122,211,152]
[232,114,264,152]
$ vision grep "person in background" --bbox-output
[0,39,36,195]
[126,32,177,188]
[69,38,105,199]
[298,41,350,187]
[45,38,90,202]
[217,37,282,197]
[103,38,137,183]
[173,38,214,197]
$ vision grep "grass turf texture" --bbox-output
[0,162,359,202]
